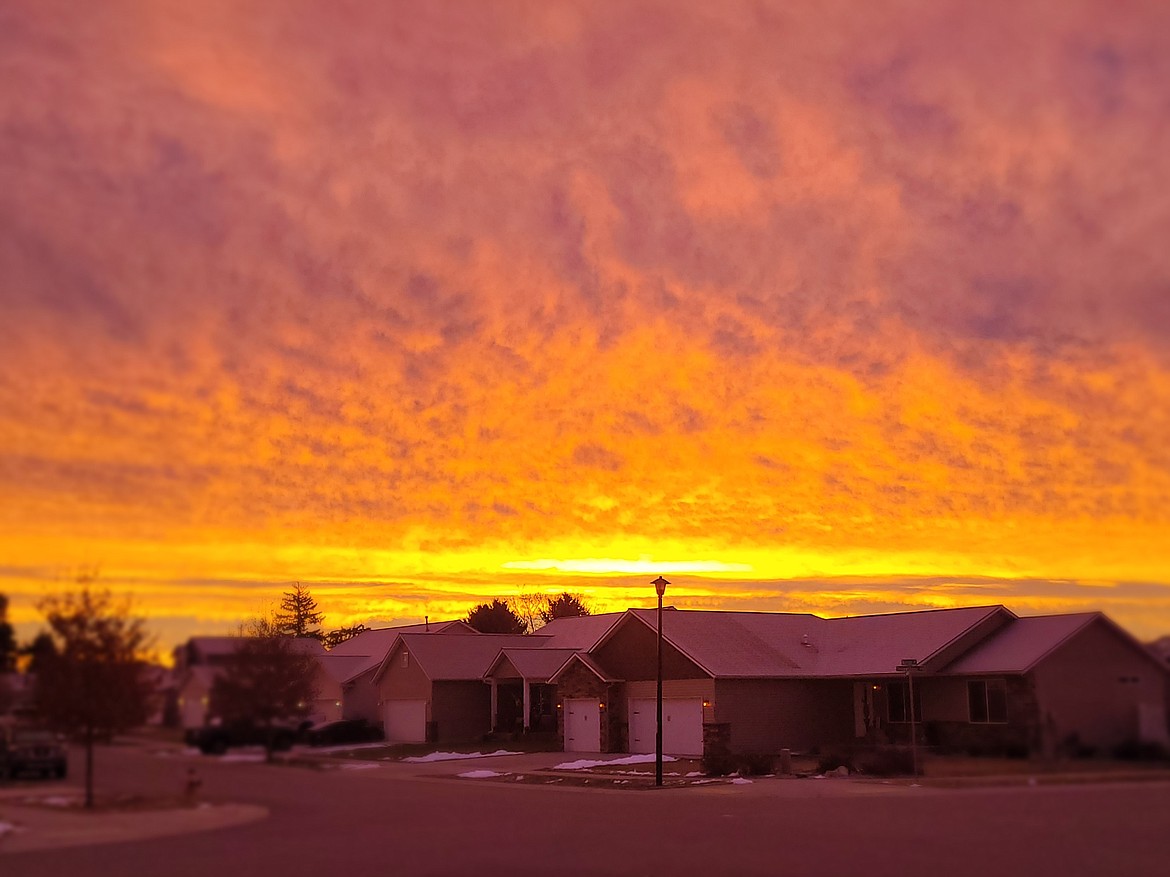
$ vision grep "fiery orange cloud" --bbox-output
[1,0,1169,650]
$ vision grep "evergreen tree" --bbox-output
[322,623,369,650]
[539,592,592,625]
[466,599,527,634]
[273,582,324,640]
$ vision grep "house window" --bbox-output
[968,679,1008,723]
[886,681,921,723]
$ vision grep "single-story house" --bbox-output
[548,605,1170,758]
[327,620,476,724]
[376,633,537,743]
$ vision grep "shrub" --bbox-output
[736,752,775,776]
[856,746,916,777]
[816,752,855,774]
[1112,740,1169,762]
[702,750,737,777]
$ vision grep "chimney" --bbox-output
[425,616,429,632]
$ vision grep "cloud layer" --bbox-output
[2,0,1169,643]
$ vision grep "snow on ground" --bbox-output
[458,770,506,779]
[729,777,753,784]
[0,821,22,838]
[337,762,382,770]
[553,754,678,770]
[302,741,392,754]
[29,796,77,808]
[401,749,520,763]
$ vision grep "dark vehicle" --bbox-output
[191,720,308,755]
[1,728,68,780]
[306,719,384,747]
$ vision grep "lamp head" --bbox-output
[651,575,670,597]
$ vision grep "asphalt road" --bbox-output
[6,744,1170,877]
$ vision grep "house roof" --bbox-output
[316,654,374,684]
[549,651,623,684]
[943,613,1113,675]
[612,605,1014,678]
[387,633,543,681]
[532,613,625,650]
[325,620,473,682]
[486,648,581,682]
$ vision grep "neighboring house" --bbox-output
[547,606,1170,758]
[376,633,536,743]
[482,613,625,735]
[173,635,326,729]
[327,620,476,724]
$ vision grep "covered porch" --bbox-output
[484,648,578,735]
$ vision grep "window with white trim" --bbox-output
[967,679,1008,723]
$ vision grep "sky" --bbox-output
[2,0,1169,653]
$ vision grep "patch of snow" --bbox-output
[304,741,391,754]
[685,771,703,777]
[458,770,506,779]
[553,754,679,770]
[36,796,77,808]
[218,753,266,763]
[401,749,520,763]
[729,777,753,785]
[690,779,720,785]
[0,821,21,838]
[338,762,382,770]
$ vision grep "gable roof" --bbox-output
[532,613,625,650]
[485,648,581,682]
[602,605,1015,678]
[548,651,622,684]
[325,620,473,682]
[383,633,543,681]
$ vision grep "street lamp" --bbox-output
[651,576,670,787]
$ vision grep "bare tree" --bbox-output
[508,589,547,634]
[34,588,152,808]
[209,616,319,761]
[273,582,324,640]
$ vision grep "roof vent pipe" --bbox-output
[425,616,429,632]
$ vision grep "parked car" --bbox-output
[191,720,309,755]
[306,719,384,747]
[1,727,68,780]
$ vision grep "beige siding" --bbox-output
[342,667,381,723]
[714,679,854,752]
[1031,619,1168,750]
[920,677,969,722]
[593,619,708,681]
[432,681,492,742]
[379,644,433,701]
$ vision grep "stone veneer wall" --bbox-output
[555,661,623,752]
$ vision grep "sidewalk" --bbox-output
[0,787,266,854]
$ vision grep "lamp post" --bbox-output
[651,576,669,787]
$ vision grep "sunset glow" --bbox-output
[2,0,1169,649]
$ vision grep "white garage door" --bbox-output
[382,700,427,743]
[564,698,601,752]
[629,698,703,756]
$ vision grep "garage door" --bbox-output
[564,699,601,752]
[629,698,703,756]
[382,700,427,743]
